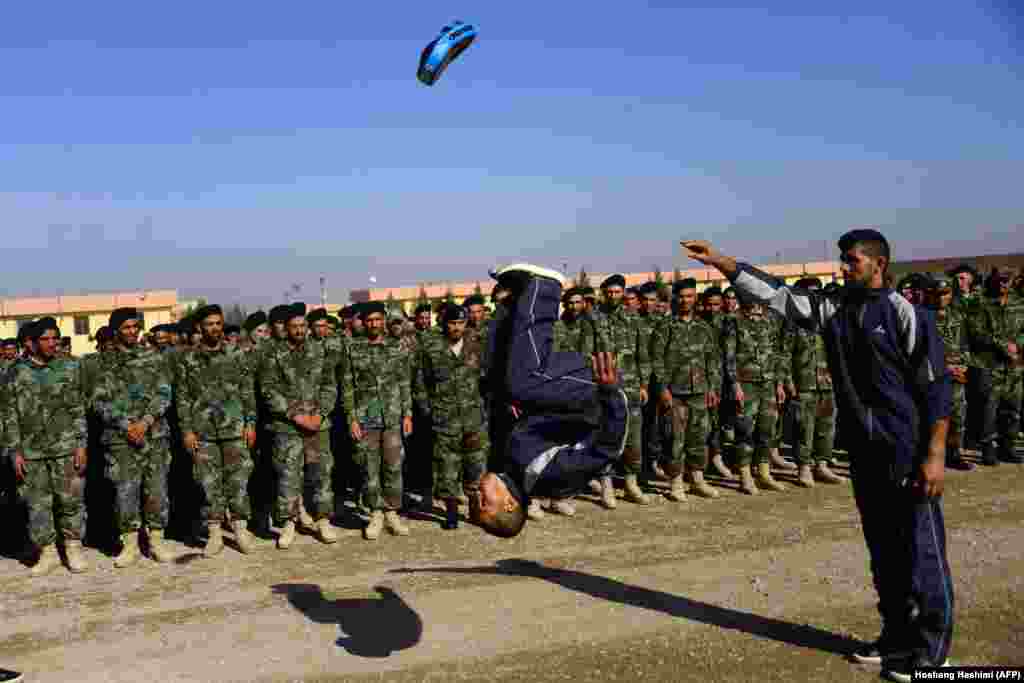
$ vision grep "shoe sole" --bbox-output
[883,659,949,682]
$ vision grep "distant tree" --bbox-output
[416,285,430,308]
[473,281,483,296]
[443,287,456,304]
[386,292,399,317]
[653,267,668,296]
[183,297,208,318]
[672,267,683,284]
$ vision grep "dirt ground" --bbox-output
[2,457,1021,683]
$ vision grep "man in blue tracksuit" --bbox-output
[683,230,953,681]
[469,264,629,539]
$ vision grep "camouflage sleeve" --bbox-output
[579,319,596,358]
[258,353,292,421]
[70,362,88,450]
[317,349,338,422]
[965,305,1003,356]
[635,319,653,388]
[705,326,722,392]
[777,323,795,386]
[0,371,22,454]
[175,356,196,434]
[240,355,257,427]
[649,323,668,382]
[143,354,174,423]
[399,352,412,418]
[340,347,356,418]
[92,375,134,433]
[722,318,738,387]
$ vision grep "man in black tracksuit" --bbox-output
[683,230,953,682]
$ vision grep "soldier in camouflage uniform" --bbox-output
[90,307,176,567]
[948,264,979,313]
[779,278,846,488]
[651,279,722,501]
[552,288,600,360]
[722,300,788,494]
[637,282,668,494]
[413,304,489,530]
[700,287,737,479]
[307,308,332,341]
[965,268,1023,465]
[257,303,340,548]
[623,287,641,315]
[342,302,414,540]
[924,276,976,471]
[596,274,651,505]
[175,305,259,557]
[2,318,89,575]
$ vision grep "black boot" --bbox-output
[998,443,1023,464]
[981,442,999,466]
[442,499,459,530]
[946,448,975,471]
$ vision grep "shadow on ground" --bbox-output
[272,583,423,658]
[392,559,861,656]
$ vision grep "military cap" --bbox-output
[414,303,432,315]
[360,301,387,319]
[600,274,626,290]
[897,273,925,291]
[339,305,355,319]
[109,307,139,331]
[701,285,722,298]
[243,311,268,332]
[838,228,890,255]
[637,281,658,295]
[327,316,341,329]
[673,278,698,294]
[581,287,597,300]
[926,275,952,291]
[177,318,196,335]
[306,307,329,324]
[723,287,736,297]
[561,286,584,303]
[463,294,485,308]
[224,324,241,335]
[440,303,468,323]
[31,316,60,338]
[625,286,640,296]
[268,305,291,325]
[285,302,307,323]
[94,326,114,343]
[17,321,37,344]
[946,263,977,279]
[795,277,823,290]
[192,304,223,322]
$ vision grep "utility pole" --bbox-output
[320,276,327,308]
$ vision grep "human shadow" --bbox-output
[391,559,860,656]
[272,583,423,658]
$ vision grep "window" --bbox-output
[74,316,90,336]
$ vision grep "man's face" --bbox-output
[154,331,171,349]
[704,295,722,314]
[468,473,516,527]
[935,289,953,309]
[583,297,595,313]
[352,316,365,334]
[117,319,140,347]
[445,318,466,342]
[841,246,883,289]
[99,339,116,353]
[467,304,486,327]
[35,330,60,361]
[676,288,697,315]
[1,344,16,361]
[272,321,287,340]
[658,299,671,315]
[389,320,404,338]
[723,293,738,313]
[415,311,432,330]
[741,303,763,318]
[312,319,331,340]
[567,295,585,318]
[641,293,658,315]
[285,317,307,344]
[200,314,225,346]
[955,272,973,295]
[364,313,385,339]
[623,292,639,312]
[604,285,624,307]
[225,331,240,345]
[252,323,270,341]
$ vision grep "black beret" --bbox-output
[177,319,195,336]
[926,275,952,291]
[268,305,291,325]
[306,308,329,324]
[193,304,223,322]
[339,306,354,319]
[463,294,485,307]
[414,304,432,315]
[561,287,584,303]
[360,302,387,318]
[794,277,823,290]
[625,287,640,296]
[224,325,241,335]
[946,263,977,279]
[897,273,925,291]
[600,274,626,289]
[723,287,737,297]
[94,326,114,342]
[638,281,658,295]
[243,311,268,332]
[838,228,890,255]
[441,303,468,323]
[108,307,138,331]
[327,316,341,329]
[286,302,307,323]
[701,285,722,298]
[31,316,60,338]
[673,278,698,293]
[17,321,37,343]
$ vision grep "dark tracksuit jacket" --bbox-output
[730,263,954,663]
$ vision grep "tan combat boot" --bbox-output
[30,544,62,576]
[363,511,384,540]
[600,476,617,509]
[769,447,797,470]
[147,528,175,563]
[755,463,786,492]
[796,464,815,488]
[277,520,297,549]
[814,461,844,484]
[710,451,736,479]
[526,499,546,520]
[738,465,759,495]
[297,500,315,532]
[688,469,720,499]
[623,474,650,504]
[233,520,255,554]
[315,517,339,544]
[63,540,89,573]
[203,522,224,558]
[384,510,409,536]
[588,479,603,496]
[114,533,140,568]
[666,474,687,502]
[549,498,576,516]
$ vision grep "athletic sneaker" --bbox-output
[0,668,23,682]
[489,263,567,287]
[850,633,908,665]
[884,655,950,682]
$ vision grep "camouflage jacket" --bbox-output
[965,297,1024,370]
[723,313,786,386]
[175,343,257,440]
[257,338,338,434]
[341,336,412,431]
[650,315,722,396]
[552,315,600,357]
[89,345,174,446]
[781,322,832,394]
[932,306,971,369]
[595,304,652,400]
[413,330,486,435]
[1,357,87,460]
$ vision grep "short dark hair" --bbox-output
[483,505,527,539]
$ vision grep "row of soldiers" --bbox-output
[2,263,1021,575]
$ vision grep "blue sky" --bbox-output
[1,1,1021,307]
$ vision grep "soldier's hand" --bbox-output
[72,448,87,474]
[244,428,257,449]
[13,452,27,481]
[680,240,719,264]
[775,383,787,405]
[183,431,200,454]
[127,421,147,445]
[734,384,745,404]
[785,382,797,400]
[659,388,673,412]
[350,419,364,442]
[915,448,945,499]
[306,415,322,432]
[402,416,413,436]
[639,386,649,405]
[1007,342,1019,357]
[706,390,720,409]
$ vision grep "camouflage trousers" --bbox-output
[432,429,488,500]
[353,429,403,512]
[19,456,84,548]
[734,382,779,467]
[792,391,836,466]
[271,430,332,525]
[664,394,709,477]
[622,405,644,476]
[106,438,172,533]
[195,438,253,523]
